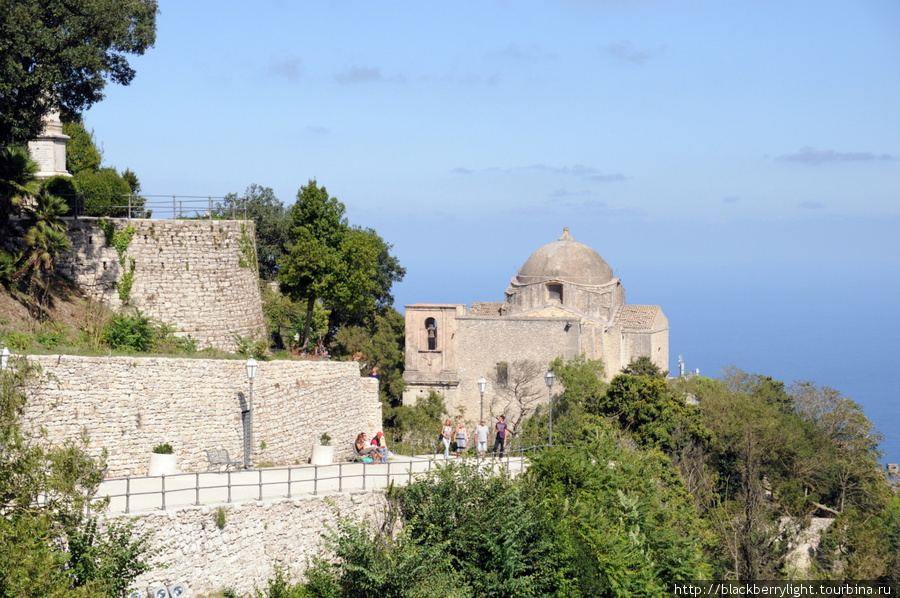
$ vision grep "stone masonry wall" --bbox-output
[454,317,571,427]
[124,492,390,596]
[57,218,266,352]
[22,355,382,477]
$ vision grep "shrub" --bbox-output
[42,176,78,212]
[73,167,135,217]
[151,443,173,454]
[215,506,226,529]
[104,310,154,352]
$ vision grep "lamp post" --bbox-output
[0,346,9,371]
[544,370,555,446]
[477,377,487,422]
[245,357,258,468]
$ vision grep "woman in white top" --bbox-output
[441,418,453,460]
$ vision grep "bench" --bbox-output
[206,449,241,471]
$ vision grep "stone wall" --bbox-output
[22,355,382,477]
[453,316,571,426]
[124,492,389,596]
[57,218,266,352]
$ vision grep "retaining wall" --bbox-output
[22,355,382,476]
[124,492,389,596]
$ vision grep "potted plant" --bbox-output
[310,432,334,465]
[148,442,177,476]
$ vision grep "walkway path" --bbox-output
[96,453,528,515]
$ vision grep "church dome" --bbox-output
[514,227,614,286]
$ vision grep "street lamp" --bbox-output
[245,357,258,468]
[0,346,9,371]
[544,370,555,446]
[477,377,487,422]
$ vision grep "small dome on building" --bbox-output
[514,227,614,286]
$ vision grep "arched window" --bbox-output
[425,318,437,350]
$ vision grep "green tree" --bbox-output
[62,122,102,174]
[216,184,288,280]
[279,180,403,352]
[73,167,136,216]
[279,180,348,350]
[621,355,667,378]
[333,307,406,402]
[0,145,41,236]
[0,0,158,142]
[524,425,710,596]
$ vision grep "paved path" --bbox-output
[96,453,528,514]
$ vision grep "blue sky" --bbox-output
[84,0,900,460]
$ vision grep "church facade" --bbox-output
[402,228,668,427]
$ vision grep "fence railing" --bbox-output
[50,194,248,221]
[94,445,546,515]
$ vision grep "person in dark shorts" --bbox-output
[493,415,507,457]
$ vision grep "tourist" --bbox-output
[455,422,468,458]
[372,431,388,463]
[474,419,489,459]
[440,418,453,459]
[355,433,379,460]
[493,415,508,457]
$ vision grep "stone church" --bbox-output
[402,227,668,425]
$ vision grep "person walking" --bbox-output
[493,415,508,457]
[474,419,489,459]
[440,418,453,459]
[455,422,468,458]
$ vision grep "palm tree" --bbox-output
[0,145,41,233]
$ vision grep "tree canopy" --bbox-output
[0,0,158,142]
[278,179,404,350]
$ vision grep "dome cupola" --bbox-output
[514,227,613,286]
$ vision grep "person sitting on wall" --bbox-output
[315,340,329,357]
[355,433,379,460]
[371,431,388,463]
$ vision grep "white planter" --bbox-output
[148,452,177,476]
[310,445,334,465]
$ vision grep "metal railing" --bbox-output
[50,194,249,221]
[93,445,547,515]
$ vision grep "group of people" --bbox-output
[354,431,388,463]
[439,415,508,460]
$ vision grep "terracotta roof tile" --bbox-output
[618,305,660,330]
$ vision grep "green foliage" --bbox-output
[320,432,331,446]
[598,373,711,452]
[0,357,158,597]
[261,284,328,352]
[42,175,79,211]
[0,0,158,141]
[0,145,41,237]
[523,424,710,595]
[73,167,136,216]
[151,443,173,454]
[67,517,160,597]
[238,223,258,270]
[97,219,137,302]
[383,390,449,452]
[234,333,269,359]
[216,185,288,280]
[279,180,404,350]
[333,307,406,403]
[62,122,102,174]
[104,310,154,351]
[621,355,668,378]
[118,258,136,303]
[215,507,226,529]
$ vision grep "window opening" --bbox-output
[425,318,437,350]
